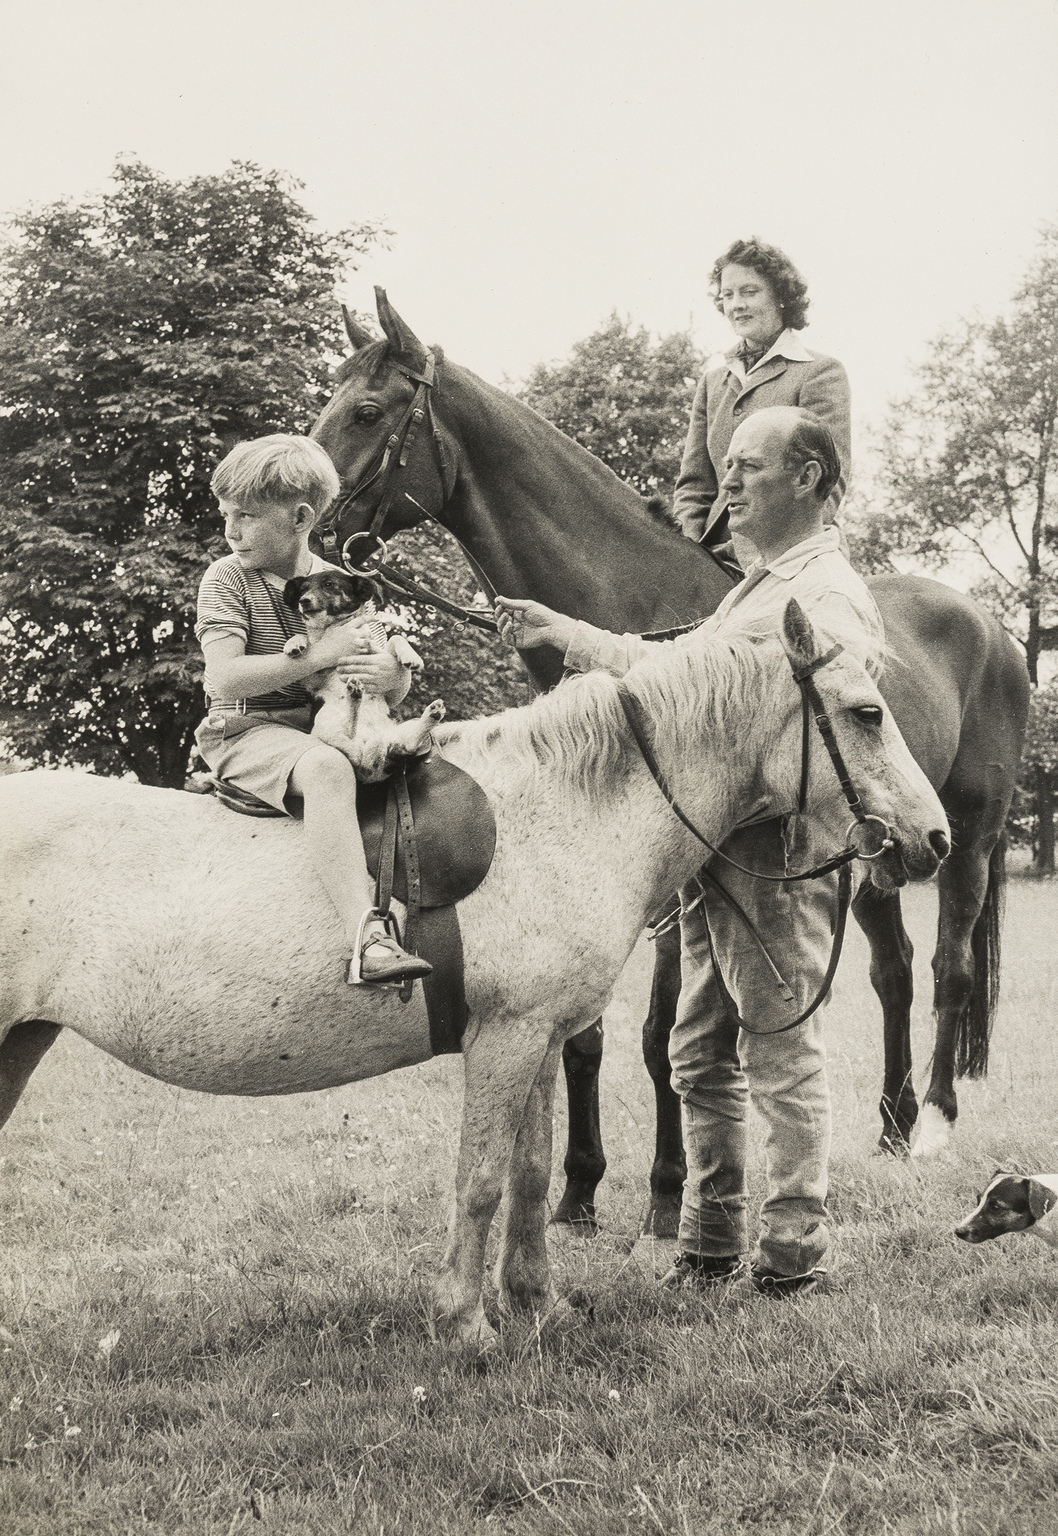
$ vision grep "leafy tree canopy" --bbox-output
[845,224,1058,868]
[845,224,1058,685]
[516,312,703,501]
[0,158,384,785]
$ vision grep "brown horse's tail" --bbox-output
[956,835,1007,1080]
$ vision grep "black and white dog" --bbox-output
[955,1171,1058,1249]
[283,569,445,783]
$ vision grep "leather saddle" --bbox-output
[203,752,496,1056]
[205,753,494,907]
[358,754,495,908]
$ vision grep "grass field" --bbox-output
[4,874,1058,1534]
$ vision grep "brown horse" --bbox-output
[312,291,1029,1235]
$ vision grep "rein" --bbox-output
[616,644,896,884]
[617,645,901,1035]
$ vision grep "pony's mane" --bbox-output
[445,629,773,800]
[444,610,885,803]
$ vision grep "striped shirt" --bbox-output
[195,553,335,711]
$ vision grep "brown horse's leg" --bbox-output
[551,1021,605,1233]
[0,1023,62,1131]
[915,831,1005,1159]
[640,924,686,1237]
[851,887,918,1154]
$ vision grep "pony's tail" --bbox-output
[955,835,1007,1079]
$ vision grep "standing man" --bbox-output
[494,406,883,1297]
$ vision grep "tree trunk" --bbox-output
[1035,766,1055,876]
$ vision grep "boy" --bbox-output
[194,434,432,989]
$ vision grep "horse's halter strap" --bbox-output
[320,348,455,566]
[615,641,897,885]
[619,641,900,1036]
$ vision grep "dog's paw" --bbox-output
[424,699,446,722]
[284,636,308,657]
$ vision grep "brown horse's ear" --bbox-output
[782,598,817,663]
[341,304,375,351]
[375,287,426,364]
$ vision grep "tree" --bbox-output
[846,225,1058,869]
[0,159,384,786]
[385,521,534,721]
[516,312,704,501]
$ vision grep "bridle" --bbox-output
[317,348,469,590]
[618,641,904,1033]
[617,642,899,880]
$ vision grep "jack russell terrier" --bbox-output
[955,1171,1058,1249]
[282,569,445,783]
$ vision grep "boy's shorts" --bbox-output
[195,707,317,815]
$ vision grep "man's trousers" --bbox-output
[668,819,844,1276]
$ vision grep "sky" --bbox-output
[3,0,1058,456]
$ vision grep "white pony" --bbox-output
[0,605,947,1345]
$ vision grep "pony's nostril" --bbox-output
[929,829,951,861]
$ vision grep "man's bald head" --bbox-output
[730,408,841,503]
[721,407,840,562]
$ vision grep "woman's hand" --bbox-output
[493,596,577,653]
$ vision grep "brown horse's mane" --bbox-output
[333,341,679,531]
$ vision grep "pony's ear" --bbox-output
[341,304,375,351]
[782,598,817,663]
[375,287,426,364]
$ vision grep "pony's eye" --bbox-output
[356,403,383,424]
[852,705,883,727]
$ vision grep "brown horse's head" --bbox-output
[311,289,455,563]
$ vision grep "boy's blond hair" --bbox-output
[211,435,341,520]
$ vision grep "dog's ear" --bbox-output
[344,573,384,610]
[1027,1179,1058,1222]
[284,576,309,608]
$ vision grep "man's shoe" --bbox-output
[347,934,433,987]
[659,1251,744,1289]
[748,1266,824,1299]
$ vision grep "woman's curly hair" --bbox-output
[710,238,810,331]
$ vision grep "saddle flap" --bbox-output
[357,753,496,908]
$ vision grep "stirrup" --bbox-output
[346,907,405,989]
